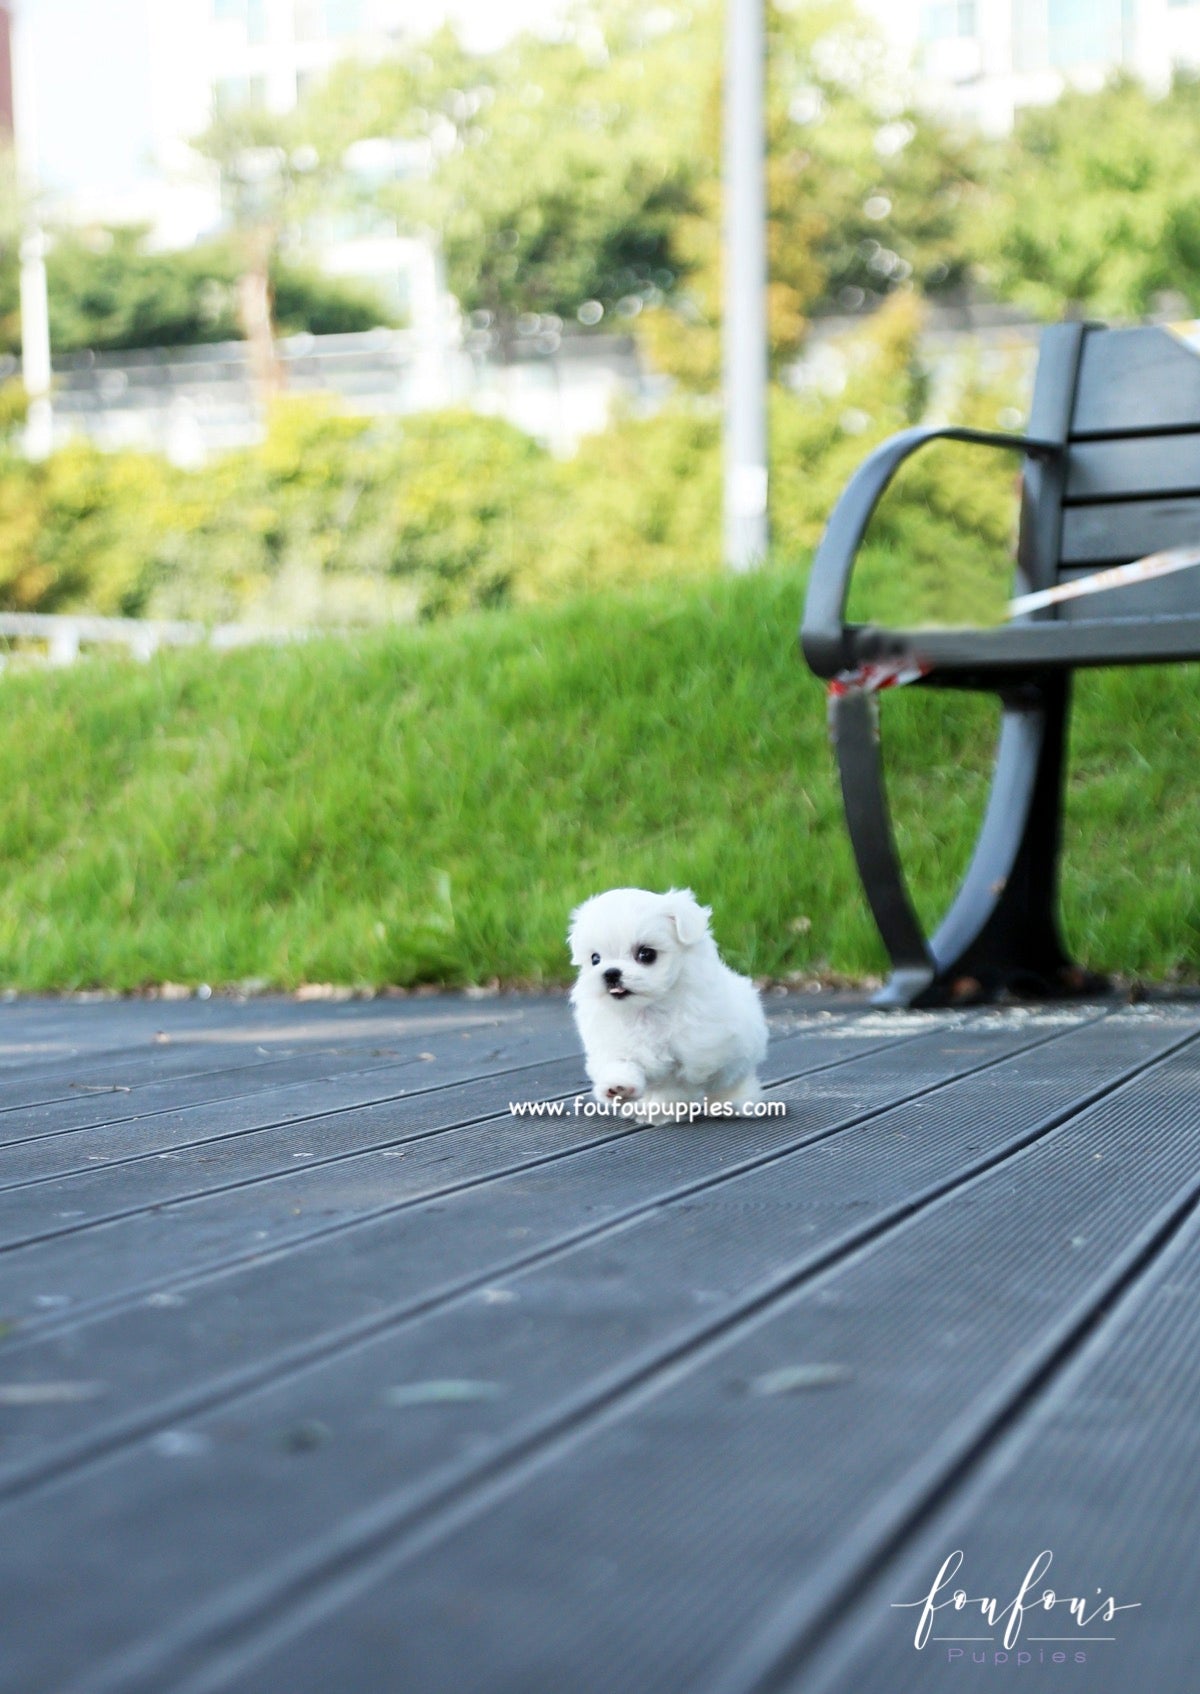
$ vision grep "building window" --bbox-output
[213,0,268,39]
[1046,0,1124,65]
[295,0,363,36]
[214,73,268,113]
[325,0,365,34]
[215,75,246,112]
[920,1,977,40]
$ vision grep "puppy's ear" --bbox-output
[664,887,711,947]
[566,901,592,967]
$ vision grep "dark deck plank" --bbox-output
[0,1024,583,1151]
[0,998,1196,1694]
[0,1014,913,1330]
[0,1047,596,1247]
[0,998,575,1115]
[797,1189,1200,1694]
[146,1013,1199,1694]
[0,1011,1058,1495]
[0,1040,587,1183]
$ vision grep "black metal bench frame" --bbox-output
[801,321,1200,1007]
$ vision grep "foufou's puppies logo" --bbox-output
[891,1550,1141,1658]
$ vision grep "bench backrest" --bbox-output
[1024,322,1200,620]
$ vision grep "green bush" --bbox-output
[768,294,1025,628]
[0,400,551,624]
[521,400,724,599]
[0,299,1026,627]
[0,440,175,614]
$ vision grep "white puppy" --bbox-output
[567,886,768,1118]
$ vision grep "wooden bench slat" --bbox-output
[1072,323,1200,434]
[1054,560,1200,620]
[1060,495,1200,566]
[1065,432,1200,502]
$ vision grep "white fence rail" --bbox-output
[29,327,649,463]
[0,613,312,667]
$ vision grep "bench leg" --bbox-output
[831,676,1105,1007]
[832,688,936,1005]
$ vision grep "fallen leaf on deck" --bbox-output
[747,1364,854,1395]
[277,1420,331,1453]
[383,1380,504,1407]
[0,1381,105,1405]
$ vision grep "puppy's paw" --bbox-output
[593,1062,645,1104]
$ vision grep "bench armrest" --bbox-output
[800,425,1062,678]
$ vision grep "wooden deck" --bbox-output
[1,991,1196,1693]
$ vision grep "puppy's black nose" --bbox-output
[603,967,623,986]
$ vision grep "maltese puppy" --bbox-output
[567,887,768,1118]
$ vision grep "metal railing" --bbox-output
[0,613,313,666]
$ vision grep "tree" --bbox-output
[299,13,705,355]
[639,0,987,385]
[188,106,342,397]
[974,72,1200,320]
[26,226,393,355]
[299,1,985,382]
[434,5,706,354]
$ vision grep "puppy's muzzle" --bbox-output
[602,967,631,999]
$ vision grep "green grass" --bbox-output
[0,563,1198,991]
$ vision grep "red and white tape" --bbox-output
[1008,545,1200,618]
[828,658,930,700]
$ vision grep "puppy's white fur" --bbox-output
[568,887,768,1116]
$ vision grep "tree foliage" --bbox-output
[8,13,1200,368]
[188,104,366,393]
[270,19,1200,358]
[30,227,394,355]
[297,11,705,353]
[639,1,985,384]
[0,223,396,358]
[298,0,985,380]
[973,72,1200,320]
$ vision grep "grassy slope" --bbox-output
[0,564,1197,991]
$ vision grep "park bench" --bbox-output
[801,320,1200,1006]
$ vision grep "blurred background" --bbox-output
[2,0,1199,630]
[2,0,1199,993]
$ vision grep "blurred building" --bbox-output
[148,0,409,145]
[16,0,648,458]
[144,0,438,296]
[861,0,1200,132]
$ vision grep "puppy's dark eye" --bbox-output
[634,945,657,965]
[590,952,601,966]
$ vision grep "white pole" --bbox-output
[722,0,768,571]
[10,1,54,459]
